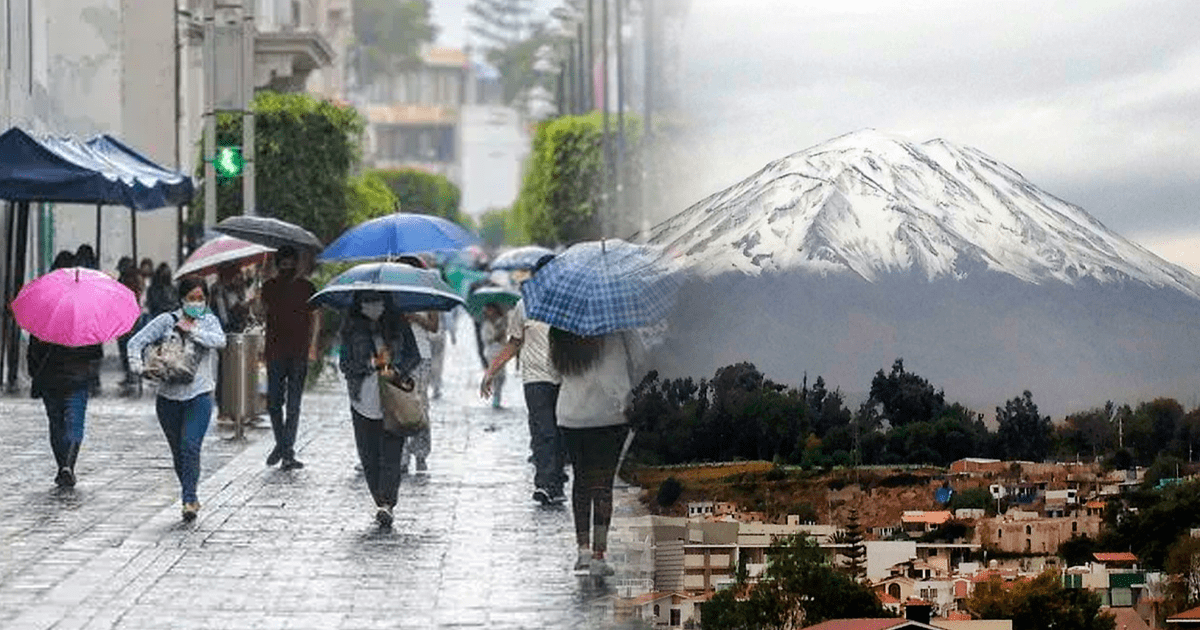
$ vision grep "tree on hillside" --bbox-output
[1165,535,1200,617]
[869,359,946,427]
[1128,398,1185,465]
[702,534,888,630]
[996,391,1052,462]
[968,571,1114,630]
[1056,403,1116,460]
[839,508,866,581]
[352,0,437,82]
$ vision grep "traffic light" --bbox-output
[214,146,244,179]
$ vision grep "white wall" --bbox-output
[460,105,529,218]
[865,540,918,583]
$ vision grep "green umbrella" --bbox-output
[465,286,521,319]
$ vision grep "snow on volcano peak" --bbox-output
[648,130,1200,298]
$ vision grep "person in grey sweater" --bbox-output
[128,276,226,522]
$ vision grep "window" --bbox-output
[1025,525,1032,535]
[997,529,1003,539]
[1025,539,1031,552]
[670,609,682,626]
[920,587,936,600]
[654,604,660,617]
[1072,521,1078,532]
[889,584,902,600]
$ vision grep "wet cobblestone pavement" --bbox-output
[0,321,648,629]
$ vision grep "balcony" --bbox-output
[255,29,335,93]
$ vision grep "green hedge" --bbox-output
[194,91,365,243]
[369,168,467,226]
[513,112,641,245]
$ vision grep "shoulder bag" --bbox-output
[142,314,208,385]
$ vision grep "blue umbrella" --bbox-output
[318,213,479,262]
[488,245,556,271]
[310,262,464,312]
[521,239,683,336]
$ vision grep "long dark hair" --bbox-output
[549,327,605,376]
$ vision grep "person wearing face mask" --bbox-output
[127,277,227,522]
[260,245,321,471]
[338,292,421,527]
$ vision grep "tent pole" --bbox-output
[7,202,30,392]
[130,207,138,266]
[0,201,13,386]
[95,203,102,265]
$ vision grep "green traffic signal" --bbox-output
[214,146,244,179]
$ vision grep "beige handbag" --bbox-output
[378,370,428,436]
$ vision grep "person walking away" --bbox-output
[260,245,320,470]
[551,328,644,577]
[127,277,227,521]
[73,244,103,395]
[116,262,146,395]
[146,263,180,317]
[338,292,421,527]
[479,303,509,409]
[480,255,565,505]
[401,310,438,472]
[28,250,103,488]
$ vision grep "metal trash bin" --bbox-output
[219,332,263,438]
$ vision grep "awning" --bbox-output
[0,127,194,209]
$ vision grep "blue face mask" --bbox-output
[183,301,208,319]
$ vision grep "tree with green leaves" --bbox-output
[868,359,946,427]
[369,168,467,226]
[467,0,553,105]
[1165,535,1200,618]
[840,508,866,581]
[197,91,364,243]
[702,534,889,630]
[345,171,398,226]
[967,571,1114,630]
[996,391,1052,462]
[352,0,437,83]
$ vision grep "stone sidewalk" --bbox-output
[0,321,649,630]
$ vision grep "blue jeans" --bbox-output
[267,358,308,460]
[524,382,565,492]
[156,393,213,504]
[43,387,89,471]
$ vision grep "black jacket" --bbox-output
[27,336,102,398]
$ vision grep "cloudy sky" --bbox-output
[665,0,1200,271]
[434,1,1200,271]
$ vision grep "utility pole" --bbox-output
[640,0,654,240]
[241,0,255,216]
[601,0,610,236]
[203,0,217,227]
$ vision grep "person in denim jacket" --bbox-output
[338,291,421,528]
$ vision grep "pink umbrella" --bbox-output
[11,267,141,347]
[174,234,274,280]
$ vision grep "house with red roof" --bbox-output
[1168,604,1200,626]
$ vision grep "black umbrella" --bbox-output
[212,215,322,251]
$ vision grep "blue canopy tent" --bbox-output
[0,126,195,390]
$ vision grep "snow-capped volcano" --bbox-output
[648,129,1200,299]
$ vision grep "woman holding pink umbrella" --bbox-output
[25,251,103,488]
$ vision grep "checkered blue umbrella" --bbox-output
[521,239,682,336]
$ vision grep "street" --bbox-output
[0,318,645,629]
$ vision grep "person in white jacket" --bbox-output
[550,327,643,577]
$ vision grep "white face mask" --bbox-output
[361,301,385,320]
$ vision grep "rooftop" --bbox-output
[902,511,952,525]
[1093,552,1138,564]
